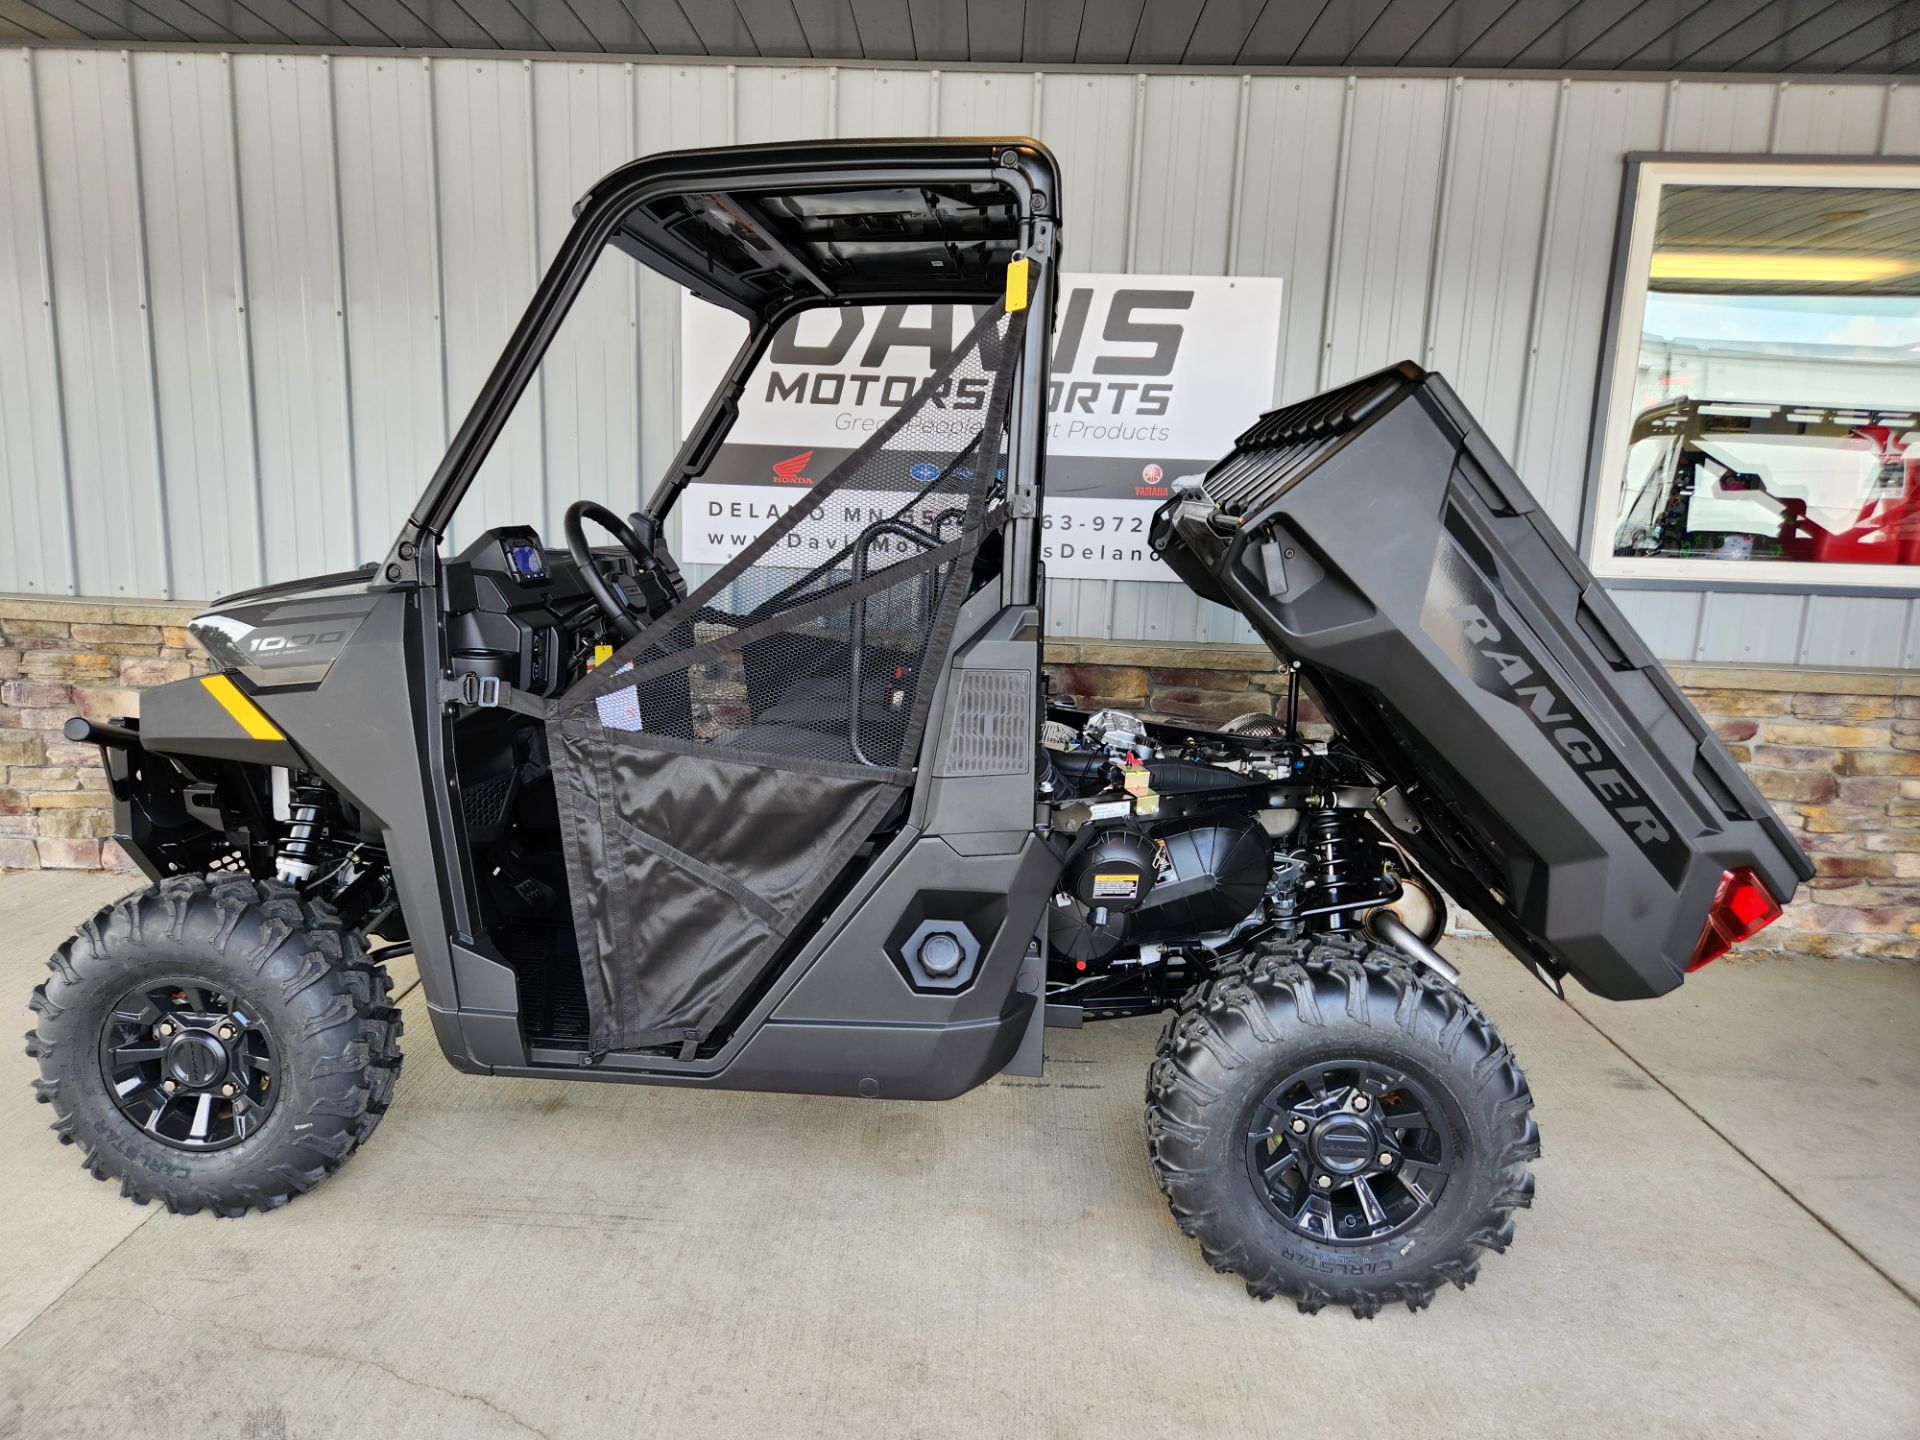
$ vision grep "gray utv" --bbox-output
[26,139,1810,1316]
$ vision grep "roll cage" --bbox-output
[377,138,1062,608]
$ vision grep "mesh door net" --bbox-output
[549,300,1029,1053]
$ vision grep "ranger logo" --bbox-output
[1421,543,1689,886]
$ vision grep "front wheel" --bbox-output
[1146,936,1538,1315]
[25,875,402,1216]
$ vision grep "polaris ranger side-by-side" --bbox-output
[27,140,1810,1315]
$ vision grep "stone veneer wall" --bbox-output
[1046,640,1920,963]
[1,597,209,871]
[3,596,1915,962]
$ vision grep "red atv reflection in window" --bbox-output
[1615,400,1920,567]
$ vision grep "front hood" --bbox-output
[191,567,382,689]
[211,563,380,609]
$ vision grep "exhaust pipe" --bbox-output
[1366,908,1461,986]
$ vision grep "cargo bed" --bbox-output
[1151,362,1813,1000]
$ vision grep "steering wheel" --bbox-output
[564,500,658,642]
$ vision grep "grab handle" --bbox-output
[848,518,943,766]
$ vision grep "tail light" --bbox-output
[1687,868,1782,972]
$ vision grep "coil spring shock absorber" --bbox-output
[276,778,329,884]
[1299,806,1383,932]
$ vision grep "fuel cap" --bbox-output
[918,931,964,978]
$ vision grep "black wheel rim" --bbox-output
[1245,1059,1453,1245]
[97,976,279,1152]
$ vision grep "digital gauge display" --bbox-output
[502,538,549,585]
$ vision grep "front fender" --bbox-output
[139,673,308,770]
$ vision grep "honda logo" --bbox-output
[771,450,813,485]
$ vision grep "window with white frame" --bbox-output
[1593,160,1920,587]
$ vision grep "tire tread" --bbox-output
[1146,936,1537,1316]
[24,874,402,1217]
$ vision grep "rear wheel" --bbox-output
[1146,936,1537,1314]
[25,874,402,1216]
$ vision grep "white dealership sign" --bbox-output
[678,274,1284,580]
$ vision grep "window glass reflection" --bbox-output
[1611,185,1920,569]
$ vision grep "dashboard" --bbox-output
[443,525,620,698]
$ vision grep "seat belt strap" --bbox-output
[441,672,549,719]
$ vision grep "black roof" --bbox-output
[579,139,1057,320]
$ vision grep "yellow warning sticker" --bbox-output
[1005,255,1029,312]
[1091,872,1139,900]
[591,644,613,669]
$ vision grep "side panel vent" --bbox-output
[938,669,1032,776]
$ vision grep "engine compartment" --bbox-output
[1039,704,1445,1019]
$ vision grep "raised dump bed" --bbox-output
[1152,361,1812,1000]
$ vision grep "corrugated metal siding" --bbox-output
[0,50,77,595]
[435,57,541,554]
[34,50,171,599]
[1321,77,1451,390]
[0,48,1916,666]
[232,53,357,587]
[333,55,443,570]
[131,52,260,599]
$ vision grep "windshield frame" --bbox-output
[375,141,1055,586]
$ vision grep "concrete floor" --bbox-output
[1,870,1915,1440]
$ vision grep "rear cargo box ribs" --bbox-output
[1205,365,1412,517]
